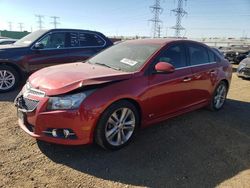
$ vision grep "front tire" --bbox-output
[95,100,140,150]
[209,81,228,111]
[0,65,20,92]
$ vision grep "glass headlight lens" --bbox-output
[48,93,87,110]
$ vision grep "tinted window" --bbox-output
[79,33,105,47]
[157,44,187,68]
[188,43,209,65]
[208,49,217,62]
[39,32,66,49]
[68,32,79,47]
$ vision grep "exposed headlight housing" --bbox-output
[47,92,92,110]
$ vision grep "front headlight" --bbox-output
[47,92,88,110]
[235,52,239,55]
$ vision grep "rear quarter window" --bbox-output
[79,33,105,47]
[208,49,217,62]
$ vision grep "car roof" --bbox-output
[46,28,106,36]
[125,38,206,47]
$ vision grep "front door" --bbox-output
[27,31,71,72]
[144,43,193,122]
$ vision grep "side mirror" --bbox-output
[154,62,175,74]
[34,42,44,49]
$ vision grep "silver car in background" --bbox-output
[237,53,250,79]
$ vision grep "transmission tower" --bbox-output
[149,0,163,38]
[18,23,24,31]
[8,22,12,31]
[171,0,187,38]
[50,16,60,28]
[35,15,44,29]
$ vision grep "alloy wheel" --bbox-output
[0,70,15,91]
[105,107,136,146]
[213,84,227,109]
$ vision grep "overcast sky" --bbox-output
[0,0,249,38]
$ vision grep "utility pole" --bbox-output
[35,15,44,29]
[50,16,60,28]
[149,0,163,38]
[18,23,24,32]
[8,22,12,31]
[157,25,162,38]
[171,0,187,38]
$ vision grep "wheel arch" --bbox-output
[219,79,229,89]
[0,62,24,80]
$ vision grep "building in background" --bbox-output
[0,30,30,39]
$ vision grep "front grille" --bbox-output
[15,96,39,112]
[27,88,46,97]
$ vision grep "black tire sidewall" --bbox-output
[0,65,20,92]
[95,100,140,150]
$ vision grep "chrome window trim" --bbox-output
[175,61,217,71]
[31,30,107,50]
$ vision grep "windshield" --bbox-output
[14,29,48,46]
[88,42,161,72]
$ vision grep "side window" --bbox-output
[68,32,79,47]
[39,32,66,49]
[208,49,217,62]
[188,44,209,65]
[79,33,105,47]
[157,44,187,68]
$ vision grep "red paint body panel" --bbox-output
[16,39,232,145]
[29,62,133,96]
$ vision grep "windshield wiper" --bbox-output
[94,62,121,71]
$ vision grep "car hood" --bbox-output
[0,44,26,50]
[29,62,133,96]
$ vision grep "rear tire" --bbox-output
[95,100,140,150]
[0,65,20,92]
[209,81,228,111]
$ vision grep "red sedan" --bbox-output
[15,39,232,150]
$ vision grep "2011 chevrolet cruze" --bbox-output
[15,39,232,150]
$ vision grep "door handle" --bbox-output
[183,77,192,82]
[210,70,216,74]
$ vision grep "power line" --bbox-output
[18,23,24,32]
[8,22,12,31]
[35,15,44,29]
[50,16,60,28]
[149,0,163,38]
[171,0,187,38]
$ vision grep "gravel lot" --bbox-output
[0,69,250,188]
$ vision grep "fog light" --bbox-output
[52,129,58,137]
[43,128,77,139]
[63,129,70,138]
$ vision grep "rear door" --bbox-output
[186,42,219,104]
[65,31,108,62]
